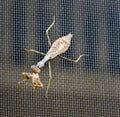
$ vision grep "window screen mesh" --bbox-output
[0,0,120,116]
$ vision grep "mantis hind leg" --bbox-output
[46,16,55,47]
[45,60,52,97]
[45,16,55,96]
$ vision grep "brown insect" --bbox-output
[25,16,85,96]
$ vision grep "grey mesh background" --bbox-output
[0,0,120,116]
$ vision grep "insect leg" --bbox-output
[46,16,55,47]
[45,60,52,97]
[24,48,45,56]
[45,16,55,95]
[59,54,86,63]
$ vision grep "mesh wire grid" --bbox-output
[0,0,120,116]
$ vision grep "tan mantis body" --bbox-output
[36,33,72,68]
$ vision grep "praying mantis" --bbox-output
[23,16,85,96]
